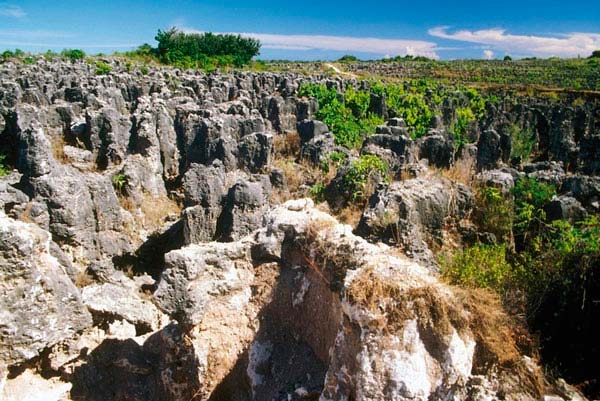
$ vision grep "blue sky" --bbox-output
[1,1,599,60]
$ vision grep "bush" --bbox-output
[343,155,389,201]
[509,125,535,162]
[95,61,112,75]
[473,186,513,242]
[512,176,556,236]
[440,244,515,291]
[452,107,476,151]
[61,49,86,62]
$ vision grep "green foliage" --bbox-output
[23,57,35,65]
[95,61,112,75]
[154,28,260,68]
[343,155,389,201]
[338,54,359,62]
[391,93,432,139]
[452,107,476,151]
[112,173,127,194]
[320,151,348,174]
[440,244,516,290]
[509,125,535,162]
[308,183,326,202]
[589,50,600,59]
[473,186,514,242]
[512,176,556,235]
[504,55,513,61]
[0,153,9,176]
[61,49,86,62]
[140,65,150,75]
[297,83,383,148]
[550,216,600,256]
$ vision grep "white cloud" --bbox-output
[0,29,75,39]
[177,26,439,59]
[0,4,25,18]
[483,49,494,59]
[429,26,600,58]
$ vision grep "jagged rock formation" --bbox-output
[0,59,598,400]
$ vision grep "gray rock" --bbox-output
[0,213,92,367]
[154,241,251,325]
[182,161,226,208]
[544,195,587,223]
[356,175,473,269]
[296,119,329,144]
[418,133,454,168]
[238,132,273,173]
[301,132,337,164]
[477,129,502,170]
[216,176,271,241]
[82,282,165,332]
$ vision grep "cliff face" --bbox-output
[0,59,597,400]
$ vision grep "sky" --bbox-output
[1,1,599,60]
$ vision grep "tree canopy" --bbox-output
[154,28,261,68]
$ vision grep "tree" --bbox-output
[503,55,512,61]
[589,50,600,59]
[338,54,359,62]
[154,28,261,67]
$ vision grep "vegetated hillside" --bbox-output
[0,56,598,401]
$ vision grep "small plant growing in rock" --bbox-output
[95,61,112,75]
[0,153,9,176]
[140,65,149,75]
[112,172,127,195]
[344,155,389,201]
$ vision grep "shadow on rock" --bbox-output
[71,323,201,401]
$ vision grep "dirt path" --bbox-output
[323,63,358,79]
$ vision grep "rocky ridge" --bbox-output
[0,58,598,400]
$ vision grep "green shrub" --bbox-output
[509,125,535,162]
[61,49,86,62]
[308,183,326,202]
[343,155,389,201]
[452,107,476,151]
[512,176,556,235]
[392,93,432,138]
[0,154,9,176]
[473,186,514,241]
[140,65,149,75]
[320,151,348,173]
[440,243,515,291]
[95,61,112,75]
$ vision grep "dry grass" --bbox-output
[336,204,365,227]
[51,135,70,164]
[273,132,301,159]
[436,156,476,187]
[118,191,182,233]
[74,270,94,288]
[271,156,333,204]
[139,193,181,231]
[348,265,542,394]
